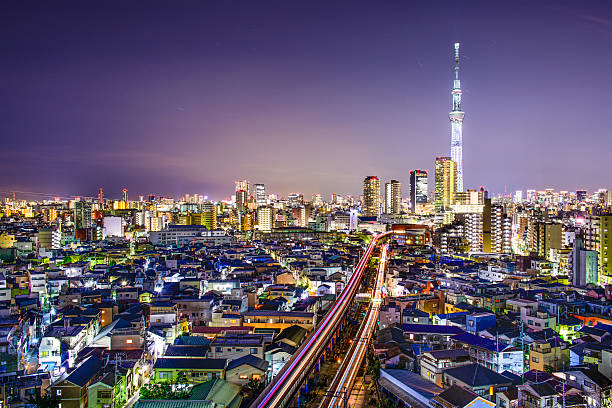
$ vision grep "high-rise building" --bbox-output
[529,221,562,260]
[257,206,274,232]
[236,190,248,213]
[254,184,266,207]
[362,176,381,217]
[74,201,92,229]
[241,211,254,231]
[449,42,465,192]
[98,188,104,208]
[526,190,536,202]
[287,193,304,207]
[410,170,428,212]
[576,190,588,202]
[513,190,523,203]
[463,213,483,252]
[585,214,612,284]
[434,157,456,212]
[570,237,598,286]
[452,189,484,213]
[482,198,511,253]
[235,180,249,194]
[384,180,401,215]
[291,205,311,227]
[202,202,217,230]
[595,189,611,207]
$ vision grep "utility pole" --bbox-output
[521,320,525,384]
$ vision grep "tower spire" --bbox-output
[449,42,464,192]
[454,42,460,82]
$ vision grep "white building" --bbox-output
[103,216,124,237]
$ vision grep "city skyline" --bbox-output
[4,3,612,408]
[2,1,612,200]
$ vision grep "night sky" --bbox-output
[1,1,611,200]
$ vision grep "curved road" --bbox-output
[319,243,388,408]
[251,231,392,408]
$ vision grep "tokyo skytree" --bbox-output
[449,42,465,192]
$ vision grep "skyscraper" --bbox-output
[254,184,266,207]
[449,42,465,192]
[235,180,249,194]
[74,201,93,229]
[513,190,523,204]
[435,157,456,212]
[236,190,248,213]
[362,176,381,217]
[409,170,428,212]
[98,188,104,208]
[122,188,128,204]
[576,190,588,202]
[384,180,401,215]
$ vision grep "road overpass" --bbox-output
[250,231,392,408]
[319,243,388,408]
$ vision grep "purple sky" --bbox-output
[1,1,611,201]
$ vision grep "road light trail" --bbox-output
[319,243,388,408]
[250,232,392,408]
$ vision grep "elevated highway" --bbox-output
[250,231,392,408]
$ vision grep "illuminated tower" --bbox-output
[362,176,381,217]
[122,188,128,204]
[449,42,465,192]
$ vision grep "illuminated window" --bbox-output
[126,339,133,344]
[239,375,248,379]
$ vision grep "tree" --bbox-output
[242,378,266,405]
[139,379,189,400]
[27,392,60,408]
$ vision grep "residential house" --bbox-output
[431,384,495,408]
[451,332,523,374]
[466,313,496,335]
[443,364,513,401]
[521,309,558,332]
[50,356,104,408]
[152,358,226,384]
[208,334,265,361]
[243,310,315,331]
[518,382,559,408]
[559,367,612,408]
[529,338,569,372]
[225,355,268,386]
[420,349,471,387]
[149,301,178,325]
[401,324,464,349]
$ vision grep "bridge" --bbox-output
[319,243,388,408]
[250,231,392,408]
